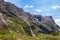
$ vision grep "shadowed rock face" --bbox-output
[0,0,60,36]
[0,0,4,2]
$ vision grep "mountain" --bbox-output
[0,0,60,37]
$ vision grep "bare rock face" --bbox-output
[0,0,60,35]
[0,0,4,2]
[31,15,59,34]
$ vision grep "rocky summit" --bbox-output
[0,0,60,37]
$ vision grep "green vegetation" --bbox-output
[0,33,60,40]
[0,18,60,40]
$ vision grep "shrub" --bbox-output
[52,32,60,36]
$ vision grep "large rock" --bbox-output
[0,0,4,3]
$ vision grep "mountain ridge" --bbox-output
[0,0,60,36]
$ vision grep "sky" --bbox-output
[4,0,60,26]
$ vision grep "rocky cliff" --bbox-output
[0,0,60,36]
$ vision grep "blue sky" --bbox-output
[4,0,60,26]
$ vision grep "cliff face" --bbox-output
[0,0,60,36]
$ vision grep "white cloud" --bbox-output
[24,5,33,8]
[54,19,60,26]
[4,0,9,1]
[45,13,50,16]
[51,5,60,10]
[35,9,42,13]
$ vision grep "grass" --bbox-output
[0,18,60,40]
[0,33,60,40]
[0,32,17,40]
